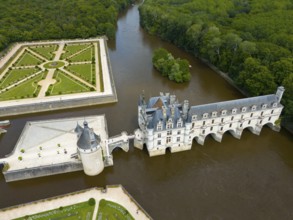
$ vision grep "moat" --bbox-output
[0,3,293,220]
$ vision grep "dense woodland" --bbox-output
[153,48,191,83]
[0,0,133,51]
[140,0,293,124]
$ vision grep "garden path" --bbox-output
[38,69,56,98]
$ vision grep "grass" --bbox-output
[96,199,134,220]
[69,46,92,62]
[14,200,95,220]
[50,70,91,95]
[0,68,39,89]
[15,51,42,66]
[30,45,57,60]
[62,44,91,59]
[66,64,93,84]
[0,72,44,101]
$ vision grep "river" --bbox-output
[0,3,293,220]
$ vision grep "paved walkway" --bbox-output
[38,69,56,98]
[54,43,65,61]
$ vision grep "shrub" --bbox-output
[18,156,22,161]
[88,198,96,206]
[20,149,25,153]
[2,163,10,172]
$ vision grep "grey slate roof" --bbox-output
[187,94,279,121]
[147,104,183,130]
[76,121,101,150]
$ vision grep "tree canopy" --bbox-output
[0,0,133,51]
[153,48,191,83]
[140,0,293,121]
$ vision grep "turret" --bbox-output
[76,121,104,176]
[276,86,285,103]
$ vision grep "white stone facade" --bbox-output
[134,87,285,157]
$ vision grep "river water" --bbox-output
[0,3,293,220]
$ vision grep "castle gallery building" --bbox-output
[134,87,285,157]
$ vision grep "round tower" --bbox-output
[76,121,104,176]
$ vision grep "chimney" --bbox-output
[182,100,189,119]
[170,95,176,105]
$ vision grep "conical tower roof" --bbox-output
[77,121,101,150]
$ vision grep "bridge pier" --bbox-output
[211,133,223,143]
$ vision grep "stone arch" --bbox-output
[165,147,172,154]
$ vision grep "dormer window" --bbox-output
[262,104,267,109]
[192,115,197,121]
[241,107,246,113]
[203,113,208,119]
[177,118,183,128]
[232,108,237,114]
[157,121,163,131]
[272,102,277,108]
[221,110,227,116]
[251,105,257,111]
[212,111,217,117]
[166,118,173,129]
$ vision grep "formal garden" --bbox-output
[13,198,134,220]
[96,199,134,220]
[0,40,103,102]
[14,199,96,220]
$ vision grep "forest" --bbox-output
[139,0,293,125]
[0,0,133,51]
[153,48,191,83]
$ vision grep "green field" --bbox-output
[69,46,93,62]
[96,199,134,220]
[62,44,91,59]
[16,52,43,66]
[50,70,91,95]
[14,200,95,220]
[0,68,39,89]
[66,64,93,83]
[0,72,44,101]
[30,45,57,60]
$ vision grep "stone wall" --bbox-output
[3,162,83,182]
[0,94,117,117]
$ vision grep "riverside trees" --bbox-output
[140,0,293,120]
[153,48,191,83]
[0,0,133,51]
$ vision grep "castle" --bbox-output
[134,87,285,156]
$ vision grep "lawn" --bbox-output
[96,199,134,220]
[66,64,93,84]
[0,72,44,101]
[15,51,43,66]
[30,45,58,60]
[0,68,40,89]
[62,44,91,59]
[69,46,93,62]
[50,70,91,95]
[14,199,96,220]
